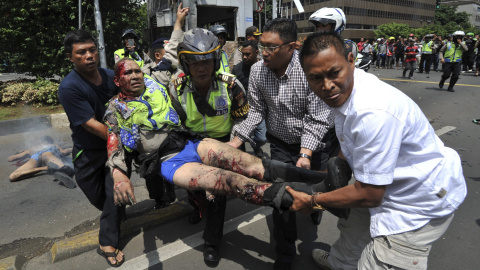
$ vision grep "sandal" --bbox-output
[97,247,125,267]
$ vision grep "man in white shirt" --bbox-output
[287,32,467,270]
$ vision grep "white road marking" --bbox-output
[111,126,457,270]
[111,207,272,270]
[435,126,456,137]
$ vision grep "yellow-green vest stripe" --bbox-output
[422,41,433,54]
[178,77,233,138]
[114,48,145,67]
[220,51,230,73]
[444,42,463,62]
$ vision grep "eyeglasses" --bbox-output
[258,42,292,54]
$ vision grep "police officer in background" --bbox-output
[114,29,152,67]
[309,7,358,60]
[209,25,230,73]
[233,26,262,66]
[141,5,188,87]
[170,28,250,265]
[462,32,476,72]
[439,31,468,92]
[418,34,435,74]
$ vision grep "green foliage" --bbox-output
[375,5,476,40]
[374,22,411,40]
[0,0,147,78]
[435,5,470,27]
[1,82,32,105]
[1,79,60,106]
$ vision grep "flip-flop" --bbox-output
[473,119,480,125]
[96,247,125,267]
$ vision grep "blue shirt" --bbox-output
[58,68,117,149]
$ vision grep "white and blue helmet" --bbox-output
[309,7,346,35]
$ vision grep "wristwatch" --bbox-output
[298,153,312,160]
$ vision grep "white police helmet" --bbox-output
[309,7,346,35]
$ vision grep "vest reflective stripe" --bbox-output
[220,51,230,73]
[422,41,433,54]
[120,75,179,131]
[114,48,145,67]
[179,77,233,138]
[444,42,463,62]
[113,75,180,151]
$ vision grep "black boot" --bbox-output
[54,167,76,189]
[448,78,458,92]
[263,178,318,212]
[57,165,75,177]
[47,162,60,174]
[263,157,352,218]
[439,78,446,89]
[262,159,327,183]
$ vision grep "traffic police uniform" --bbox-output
[114,48,152,68]
[169,71,249,251]
[419,36,434,73]
[439,40,468,92]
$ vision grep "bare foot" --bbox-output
[100,245,124,265]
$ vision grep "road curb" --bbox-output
[0,113,68,136]
[50,201,191,264]
[0,255,27,270]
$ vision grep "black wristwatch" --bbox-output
[298,153,312,160]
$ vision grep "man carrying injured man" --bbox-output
[104,56,351,224]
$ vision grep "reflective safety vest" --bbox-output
[219,51,230,73]
[444,42,463,62]
[114,48,145,67]
[177,76,233,138]
[422,41,433,54]
[112,75,180,151]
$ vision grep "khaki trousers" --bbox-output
[329,207,454,270]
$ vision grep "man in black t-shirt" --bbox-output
[58,30,125,267]
[231,41,266,157]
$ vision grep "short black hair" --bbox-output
[64,30,98,55]
[299,32,348,67]
[241,40,258,51]
[262,18,297,43]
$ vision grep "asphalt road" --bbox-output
[1,67,479,269]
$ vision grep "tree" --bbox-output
[435,4,470,27]
[374,22,411,40]
[0,0,147,78]
[374,4,475,40]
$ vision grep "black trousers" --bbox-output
[419,54,433,73]
[73,147,124,247]
[441,61,462,88]
[267,128,338,263]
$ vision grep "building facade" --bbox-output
[279,0,437,39]
[443,0,480,29]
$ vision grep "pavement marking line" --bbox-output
[112,207,273,270]
[435,126,456,137]
[380,78,480,88]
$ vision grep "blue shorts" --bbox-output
[160,139,202,184]
[31,146,61,162]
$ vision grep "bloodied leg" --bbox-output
[173,162,270,205]
[169,138,351,212]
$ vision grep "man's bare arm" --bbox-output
[81,117,108,141]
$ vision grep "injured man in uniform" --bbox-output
[105,58,351,213]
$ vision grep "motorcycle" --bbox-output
[355,53,372,72]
